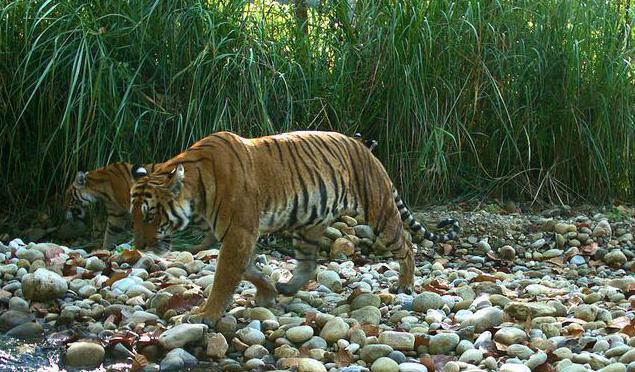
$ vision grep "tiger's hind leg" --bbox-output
[374,225,415,295]
[275,225,325,296]
[243,259,278,307]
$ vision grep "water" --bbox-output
[0,334,62,371]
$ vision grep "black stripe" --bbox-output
[288,194,299,227]
[197,168,207,216]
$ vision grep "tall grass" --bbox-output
[0,0,633,220]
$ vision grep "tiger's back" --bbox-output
[131,131,459,322]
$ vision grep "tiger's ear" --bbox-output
[354,132,363,139]
[168,164,184,196]
[131,165,148,180]
[75,171,87,187]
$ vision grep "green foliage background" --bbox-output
[1,0,634,217]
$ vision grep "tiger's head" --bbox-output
[130,163,191,250]
[64,171,96,221]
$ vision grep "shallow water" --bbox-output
[0,334,62,372]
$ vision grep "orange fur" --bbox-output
[131,131,419,322]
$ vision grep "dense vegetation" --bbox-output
[1,0,633,219]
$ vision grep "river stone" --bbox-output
[206,333,228,359]
[604,250,627,266]
[350,305,382,325]
[505,302,557,320]
[398,362,428,372]
[286,325,314,343]
[0,310,32,331]
[429,333,460,354]
[21,268,67,301]
[506,344,534,359]
[298,358,327,372]
[413,292,443,312]
[159,323,208,349]
[302,336,328,350]
[85,257,107,271]
[317,270,342,291]
[360,344,394,363]
[461,306,505,332]
[6,322,43,338]
[354,225,375,239]
[351,293,381,310]
[247,307,276,321]
[160,348,198,371]
[320,317,349,343]
[16,247,44,263]
[494,327,528,345]
[64,342,105,369]
[457,348,483,365]
[244,344,269,359]
[8,297,29,313]
[237,326,266,345]
[378,331,415,351]
[371,357,399,372]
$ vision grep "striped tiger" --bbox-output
[64,162,217,251]
[130,131,459,323]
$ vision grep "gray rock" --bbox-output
[360,344,394,363]
[64,342,105,369]
[8,297,29,313]
[350,305,382,325]
[302,336,328,350]
[320,317,349,343]
[506,344,534,359]
[21,268,67,301]
[371,357,398,372]
[378,331,415,351]
[317,270,341,291]
[298,358,327,372]
[206,333,228,359]
[494,327,528,345]
[413,292,443,312]
[0,310,32,331]
[354,225,375,240]
[525,351,548,369]
[351,293,381,310]
[158,323,208,349]
[16,247,44,263]
[398,362,428,372]
[236,326,266,345]
[459,349,484,364]
[429,333,460,354]
[604,250,627,266]
[461,306,505,332]
[160,348,197,371]
[505,302,557,320]
[85,257,107,271]
[6,322,43,338]
[286,325,314,343]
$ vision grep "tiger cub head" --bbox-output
[64,171,96,221]
[130,164,191,250]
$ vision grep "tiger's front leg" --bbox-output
[102,213,128,250]
[190,226,257,324]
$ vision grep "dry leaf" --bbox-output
[534,362,557,372]
[157,293,204,316]
[419,356,435,372]
[360,324,380,337]
[581,242,599,256]
[106,269,132,287]
[607,316,631,329]
[333,349,354,367]
[472,273,498,283]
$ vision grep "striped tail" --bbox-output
[393,188,460,242]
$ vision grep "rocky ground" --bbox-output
[0,203,634,372]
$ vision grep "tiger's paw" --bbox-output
[255,291,277,308]
[275,282,298,297]
[389,283,413,295]
[183,309,218,328]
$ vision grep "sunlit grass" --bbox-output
[0,0,633,224]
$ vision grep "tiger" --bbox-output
[130,131,460,323]
[64,162,217,251]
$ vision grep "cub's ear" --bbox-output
[131,165,148,180]
[168,164,184,196]
[75,171,87,186]
[366,139,378,152]
[354,132,362,139]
